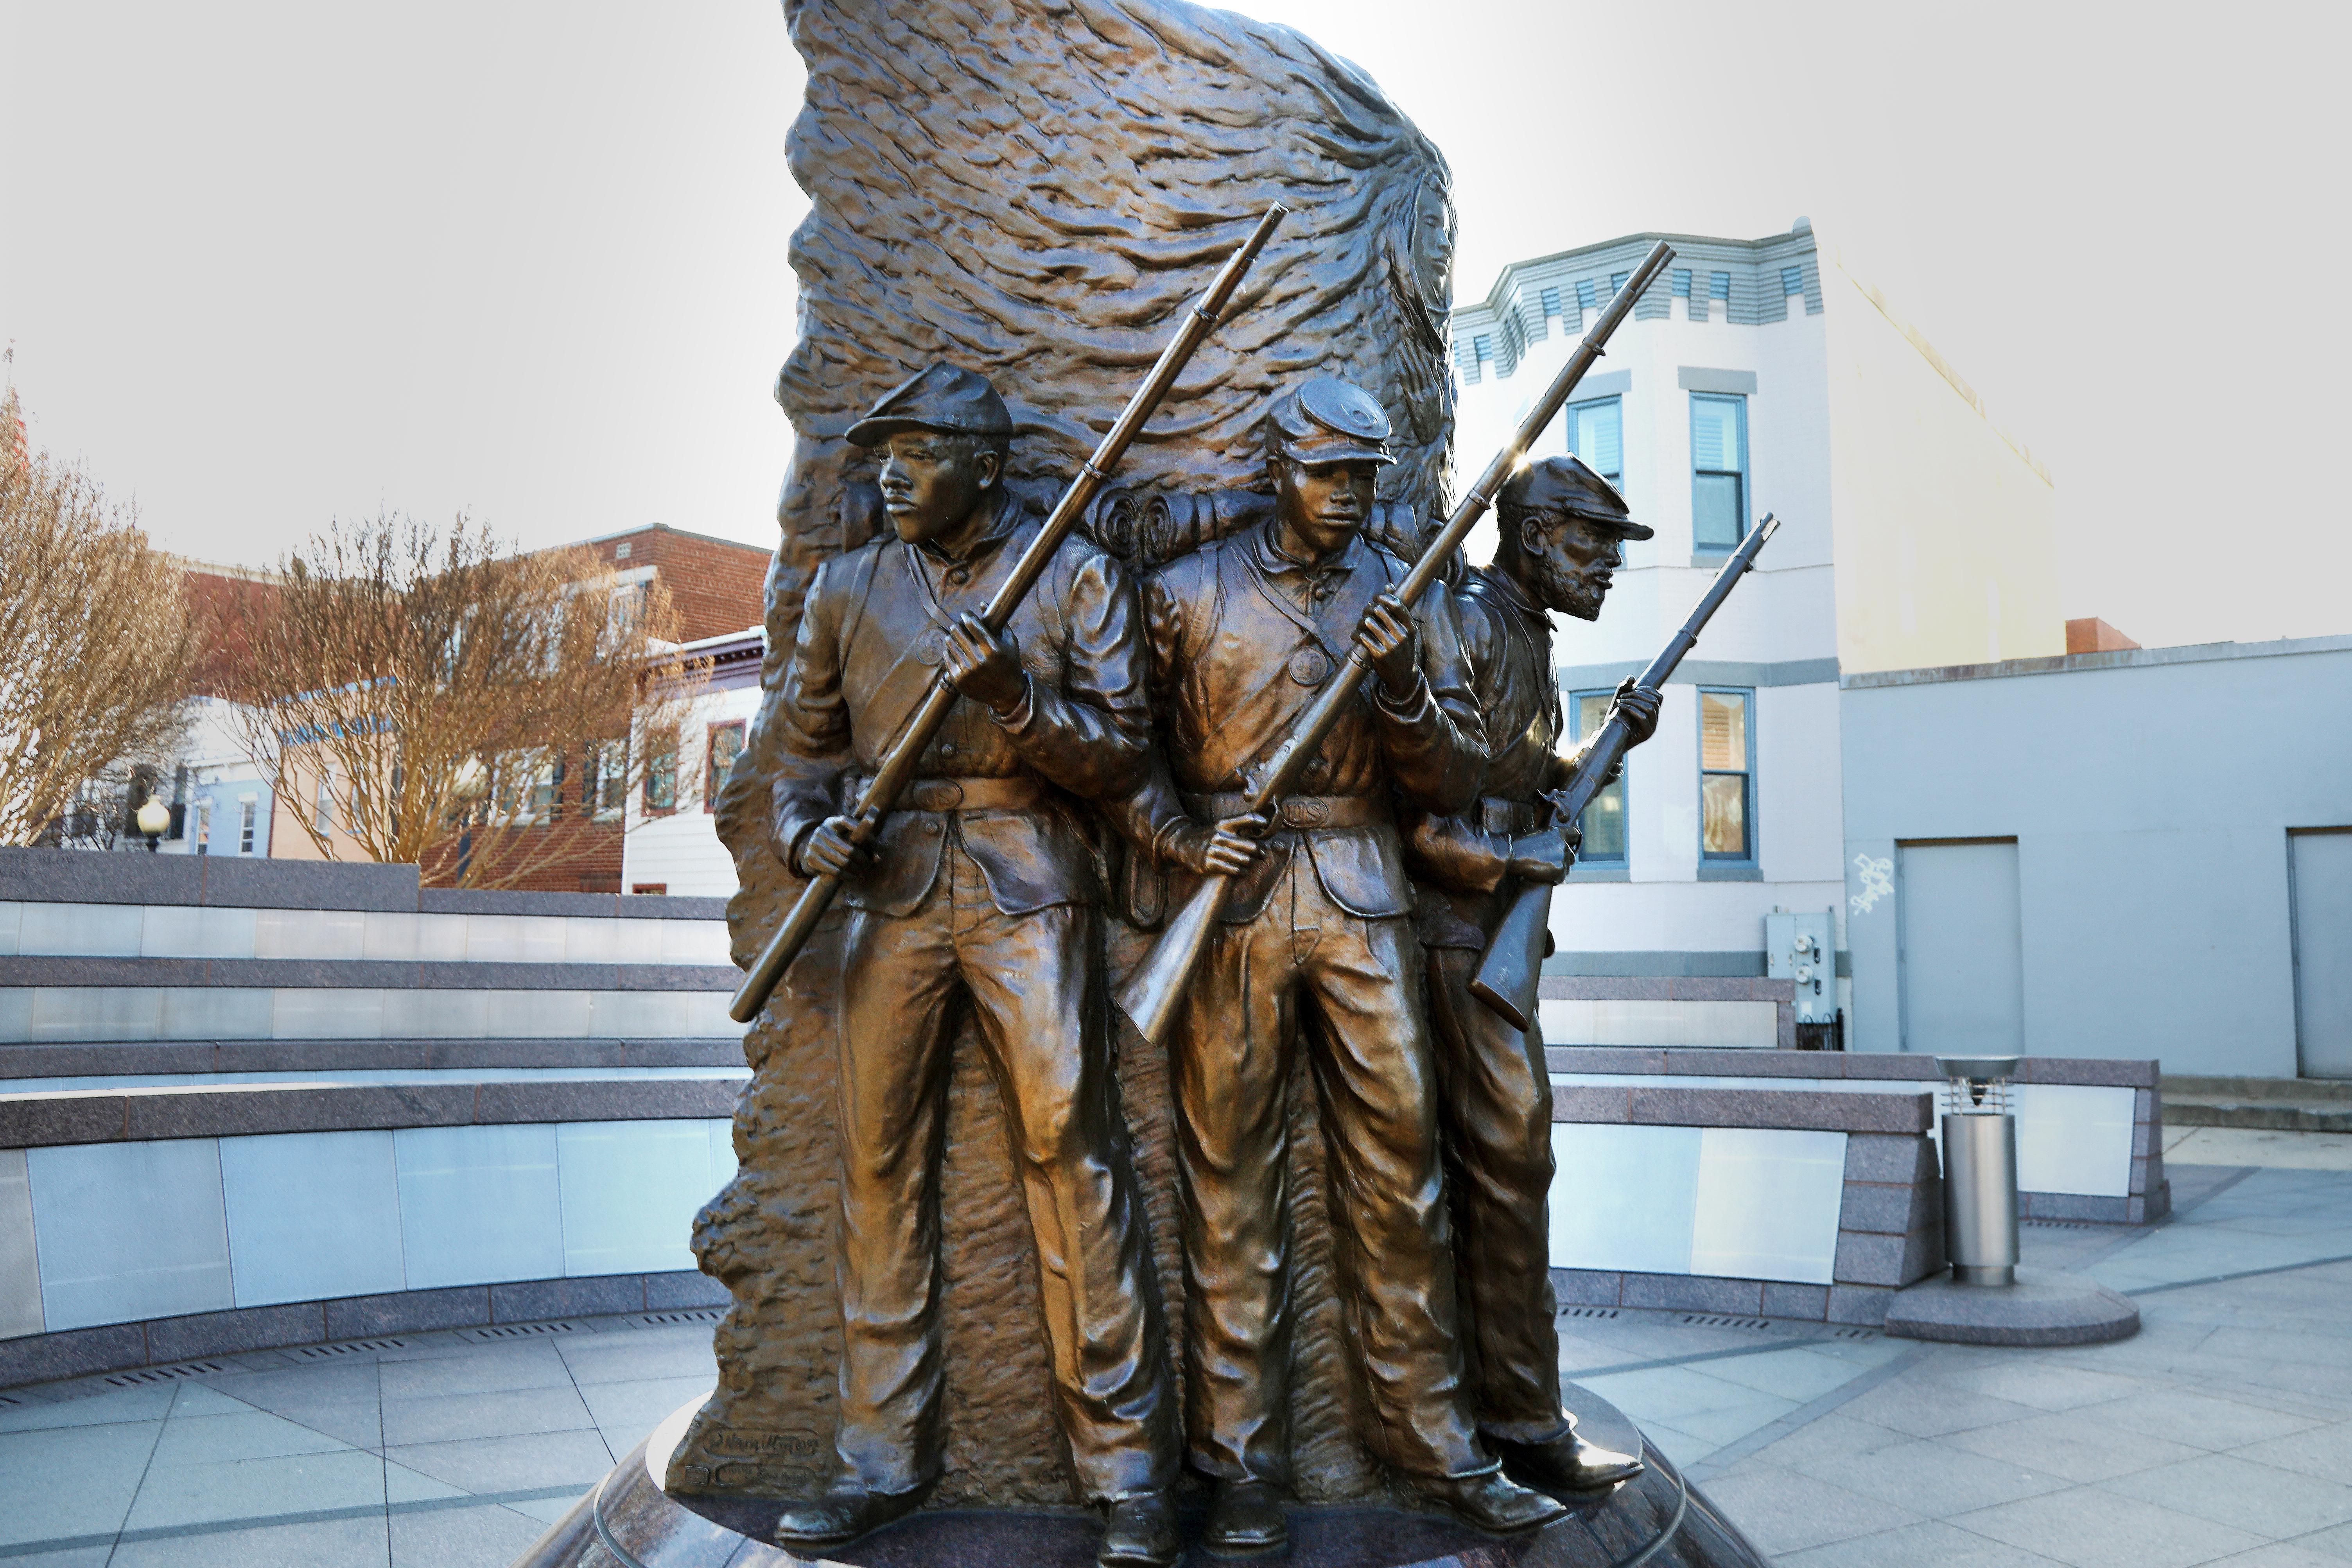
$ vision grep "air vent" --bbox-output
[457,1320,585,1342]
[1828,1327,1877,1340]
[291,1339,409,1360]
[1678,1315,1773,1331]
[1559,1307,1620,1320]
[0,1392,28,1408]
[2023,1219,2103,1231]
[101,1361,231,1388]
[640,1309,725,1327]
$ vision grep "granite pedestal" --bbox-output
[511,1383,1771,1568]
[1883,1265,2140,1346]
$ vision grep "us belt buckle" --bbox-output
[1281,797,1330,829]
[912,780,963,811]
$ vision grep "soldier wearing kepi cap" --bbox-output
[1402,452,1659,1498]
[1105,376,1569,1548]
[770,362,1182,1567]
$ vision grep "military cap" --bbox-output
[845,362,1015,448]
[1500,454,1653,539]
[1266,377,1396,466]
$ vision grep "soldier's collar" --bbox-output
[914,486,1020,567]
[1479,563,1546,621]
[1254,517,1360,578]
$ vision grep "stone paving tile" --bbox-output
[502,1491,591,1526]
[577,1374,714,1441]
[122,1449,387,1530]
[1776,1517,2070,1567]
[107,1514,393,1568]
[1920,1359,2147,1412]
[0,1385,178,1432]
[0,1547,115,1566]
[145,1407,355,1467]
[1691,1459,1925,1556]
[374,1343,576,1400]
[2279,1520,2352,1561]
[2084,1388,2331,1451]
[2233,1423,2352,1487]
[381,1427,617,1495]
[388,1500,551,1568]
[1781,1433,2072,1516]
[379,1384,598,1447]
[1941,1408,2211,1484]
[553,1329,719,1387]
[384,1460,470,1503]
[2100,1452,2352,1540]
[2205,1543,2352,1567]
[1726,1409,1903,1469]
[1835,1376,2044,1438]
[1698,1344,1906,1403]
[1949,1486,2269,1568]
[0,1420,163,1547]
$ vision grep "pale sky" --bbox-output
[5,1,2345,649]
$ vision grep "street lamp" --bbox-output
[134,794,171,853]
[1936,1054,2022,1286]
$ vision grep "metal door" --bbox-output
[2292,829,2352,1078]
[1898,840,2023,1057]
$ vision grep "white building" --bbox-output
[1448,220,2061,1049]
[622,628,764,897]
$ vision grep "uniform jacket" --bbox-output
[1116,520,1485,924]
[1405,565,1564,946]
[770,487,1150,916]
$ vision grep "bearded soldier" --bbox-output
[1112,378,1568,1550]
[768,364,1180,1568]
[1405,455,1659,1496]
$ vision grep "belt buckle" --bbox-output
[1281,797,1330,829]
[911,780,963,811]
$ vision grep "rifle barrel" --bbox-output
[729,203,1287,1024]
[1114,241,1677,1048]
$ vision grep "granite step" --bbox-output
[2164,1075,2352,1131]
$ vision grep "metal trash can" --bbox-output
[1936,1055,2022,1286]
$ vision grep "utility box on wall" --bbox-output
[1768,911,1839,1034]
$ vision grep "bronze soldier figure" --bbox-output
[1406,454,1659,1495]
[1114,378,1569,1551]
[767,364,1180,1568]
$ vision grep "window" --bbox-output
[644,733,678,813]
[631,882,667,895]
[531,758,561,821]
[1575,278,1597,312]
[1608,270,1629,298]
[1690,393,1748,551]
[1539,285,1561,322]
[314,773,332,834]
[350,778,364,833]
[1569,691,1629,865]
[1563,398,1622,490]
[1709,272,1731,314]
[1699,688,1754,861]
[589,741,628,820]
[238,798,258,856]
[706,722,746,812]
[1672,268,1692,302]
[1780,266,1804,298]
[1473,335,1493,370]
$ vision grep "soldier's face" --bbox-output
[1271,457,1379,557]
[878,431,1001,543]
[1527,512,1624,621]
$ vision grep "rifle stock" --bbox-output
[728,203,1287,1025]
[1467,514,1783,1030]
[1114,240,1679,1048]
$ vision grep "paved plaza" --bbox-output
[2,1135,2350,1566]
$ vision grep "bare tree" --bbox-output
[216,511,700,890]
[0,391,196,846]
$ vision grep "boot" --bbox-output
[1497,1429,1644,1494]
[1202,1477,1288,1556]
[1404,1469,1568,1535]
[1097,1487,1180,1566]
[771,1484,928,1550]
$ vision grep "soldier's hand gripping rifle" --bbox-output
[1113,239,1678,1048]
[727,203,1288,1025]
[1468,513,1781,1032]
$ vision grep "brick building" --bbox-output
[571,524,770,644]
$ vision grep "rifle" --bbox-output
[1468,514,1781,1031]
[1113,239,1677,1049]
[727,203,1288,1025]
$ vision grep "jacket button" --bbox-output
[947,566,970,585]
[940,741,956,756]
[922,820,941,835]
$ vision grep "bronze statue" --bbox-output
[1108,377,1569,1552]
[762,364,1181,1567]
[1406,454,1658,1495]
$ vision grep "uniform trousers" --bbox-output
[833,832,1176,1502]
[1172,847,1491,1484]
[1424,941,1572,1446]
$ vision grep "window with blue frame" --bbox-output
[1569,690,1630,865]
[1690,392,1747,551]
[1698,687,1754,861]
[1563,397,1622,490]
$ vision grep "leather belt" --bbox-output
[849,774,1045,813]
[1184,791,1390,830]
[1474,797,1546,834]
